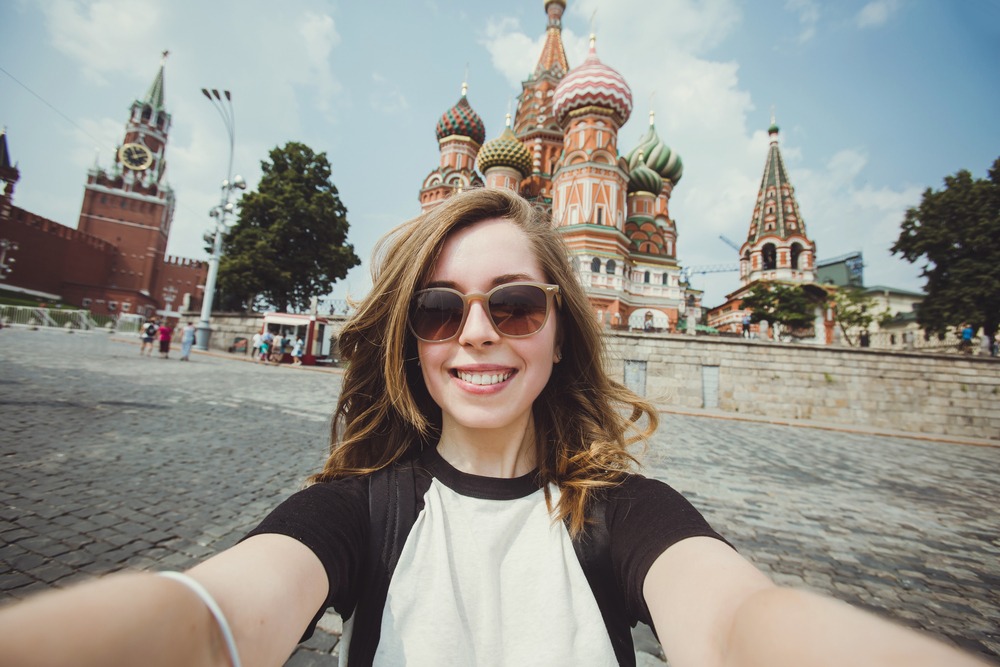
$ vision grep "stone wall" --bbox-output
[604,332,1000,442]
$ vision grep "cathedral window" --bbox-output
[597,130,604,147]
[663,273,669,285]
[644,271,650,284]
[606,259,616,275]
[596,208,604,225]
[591,257,601,273]
[791,243,803,269]
[762,243,777,270]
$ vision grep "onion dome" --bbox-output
[626,111,683,184]
[436,82,486,146]
[553,36,632,126]
[477,115,532,177]
[627,150,662,194]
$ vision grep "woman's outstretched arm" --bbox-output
[0,533,327,667]
[644,536,990,667]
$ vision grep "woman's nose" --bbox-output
[457,299,500,346]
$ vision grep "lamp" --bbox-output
[194,89,245,351]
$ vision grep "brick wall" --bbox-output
[604,332,1000,442]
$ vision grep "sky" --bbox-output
[1,0,998,309]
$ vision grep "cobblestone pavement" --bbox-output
[1,329,998,664]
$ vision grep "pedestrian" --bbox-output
[271,331,284,364]
[0,189,985,667]
[960,323,974,354]
[251,331,262,359]
[291,336,304,366]
[157,320,173,359]
[179,322,196,361]
[741,313,751,338]
[259,330,272,365]
[139,318,157,356]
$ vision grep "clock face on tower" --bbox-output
[119,142,154,171]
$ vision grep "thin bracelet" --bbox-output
[157,571,242,667]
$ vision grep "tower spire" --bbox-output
[144,51,168,110]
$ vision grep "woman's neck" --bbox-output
[435,417,537,478]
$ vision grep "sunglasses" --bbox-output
[409,281,562,343]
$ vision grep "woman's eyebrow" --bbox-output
[423,274,536,291]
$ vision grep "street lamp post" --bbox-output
[195,88,246,351]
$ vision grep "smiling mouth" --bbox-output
[453,370,513,386]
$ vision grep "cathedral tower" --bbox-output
[739,118,816,285]
[419,82,486,212]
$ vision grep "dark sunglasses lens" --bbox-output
[489,285,548,336]
[412,291,465,341]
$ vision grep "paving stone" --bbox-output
[1,330,997,665]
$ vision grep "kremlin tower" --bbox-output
[418,0,697,332]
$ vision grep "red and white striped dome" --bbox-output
[553,38,632,126]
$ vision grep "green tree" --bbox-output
[831,287,890,346]
[740,282,819,339]
[217,142,360,313]
[892,157,1000,350]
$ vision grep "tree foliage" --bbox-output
[831,287,890,346]
[741,282,820,338]
[216,142,360,313]
[892,157,1000,348]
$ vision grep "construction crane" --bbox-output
[680,263,740,284]
[719,234,743,252]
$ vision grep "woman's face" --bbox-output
[416,218,560,437]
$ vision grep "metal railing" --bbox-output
[0,306,141,333]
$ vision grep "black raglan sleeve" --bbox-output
[606,475,731,627]
[242,476,369,638]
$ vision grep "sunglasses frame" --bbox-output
[409,281,562,343]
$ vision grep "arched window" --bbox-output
[662,273,669,285]
[591,257,601,273]
[644,270,650,284]
[790,243,803,269]
[762,243,777,270]
[606,259,616,275]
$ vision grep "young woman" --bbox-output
[0,188,987,667]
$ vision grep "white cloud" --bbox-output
[856,0,900,29]
[39,0,164,84]
[370,72,409,115]
[784,0,820,43]
[294,11,342,116]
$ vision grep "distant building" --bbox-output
[0,56,206,317]
[816,251,864,288]
[707,118,832,343]
[418,0,700,332]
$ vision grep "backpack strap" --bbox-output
[347,458,419,665]
[569,496,636,667]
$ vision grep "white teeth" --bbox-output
[457,371,511,386]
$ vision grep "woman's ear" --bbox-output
[553,347,562,363]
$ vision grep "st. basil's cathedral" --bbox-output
[419,0,697,332]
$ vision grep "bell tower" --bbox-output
[77,52,176,313]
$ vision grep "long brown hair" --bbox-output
[310,188,658,535]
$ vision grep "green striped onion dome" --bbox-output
[626,122,683,184]
[627,159,663,194]
[436,94,486,146]
[477,125,532,177]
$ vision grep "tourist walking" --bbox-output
[0,189,986,667]
[179,322,196,361]
[291,336,304,366]
[251,331,262,359]
[139,318,157,356]
[157,320,173,359]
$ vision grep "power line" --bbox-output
[0,64,116,153]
